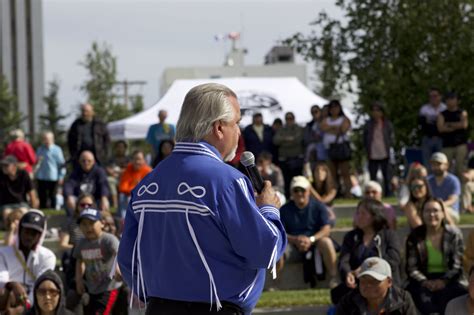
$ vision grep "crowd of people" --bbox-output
[0,85,473,314]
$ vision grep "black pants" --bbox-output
[84,289,119,315]
[37,180,58,209]
[368,158,391,196]
[146,297,243,315]
[280,157,304,198]
[406,279,466,314]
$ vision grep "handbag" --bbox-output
[328,130,352,161]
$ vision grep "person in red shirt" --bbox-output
[4,129,36,174]
[118,150,152,217]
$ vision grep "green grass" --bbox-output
[42,207,118,216]
[334,213,474,228]
[257,289,330,308]
[43,209,64,216]
[333,196,398,205]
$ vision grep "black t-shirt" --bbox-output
[0,169,33,205]
[440,109,468,147]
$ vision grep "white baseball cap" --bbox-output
[290,176,311,190]
[358,257,392,281]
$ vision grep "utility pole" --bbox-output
[114,80,147,108]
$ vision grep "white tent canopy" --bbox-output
[108,77,333,140]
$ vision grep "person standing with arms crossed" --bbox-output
[118,83,286,315]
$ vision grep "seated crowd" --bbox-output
[0,90,472,315]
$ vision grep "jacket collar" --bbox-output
[173,141,223,162]
[353,287,405,314]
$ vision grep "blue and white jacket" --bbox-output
[117,141,287,314]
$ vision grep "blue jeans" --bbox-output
[421,136,443,170]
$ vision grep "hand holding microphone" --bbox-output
[241,151,280,209]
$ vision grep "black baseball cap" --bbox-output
[20,211,46,233]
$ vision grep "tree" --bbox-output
[0,75,24,149]
[284,0,474,156]
[40,78,68,146]
[131,94,144,114]
[80,41,131,122]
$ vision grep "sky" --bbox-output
[43,0,342,123]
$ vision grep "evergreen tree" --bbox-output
[131,94,144,114]
[40,78,67,146]
[0,75,24,150]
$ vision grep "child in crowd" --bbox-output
[74,208,121,314]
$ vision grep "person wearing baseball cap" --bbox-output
[279,176,339,289]
[427,151,461,224]
[336,257,417,314]
[0,210,56,312]
[74,208,121,314]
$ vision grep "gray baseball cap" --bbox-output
[0,155,18,165]
[358,257,392,281]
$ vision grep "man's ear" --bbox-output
[213,121,225,140]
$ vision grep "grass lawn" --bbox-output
[334,211,474,228]
[333,196,398,205]
[42,207,118,216]
[257,289,330,308]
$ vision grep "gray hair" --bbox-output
[365,180,382,193]
[175,83,237,142]
[42,131,54,140]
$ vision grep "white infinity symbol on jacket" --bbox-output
[177,182,206,198]
[137,183,159,196]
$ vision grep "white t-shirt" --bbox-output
[323,116,349,148]
[419,103,446,124]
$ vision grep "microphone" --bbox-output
[240,151,264,194]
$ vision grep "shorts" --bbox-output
[84,289,119,315]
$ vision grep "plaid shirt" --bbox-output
[406,224,464,283]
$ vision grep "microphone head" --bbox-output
[240,151,255,167]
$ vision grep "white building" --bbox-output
[0,0,45,136]
[161,42,306,95]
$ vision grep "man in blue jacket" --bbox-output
[118,83,287,315]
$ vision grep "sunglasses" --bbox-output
[37,288,60,297]
[410,184,425,190]
[79,203,93,208]
[292,187,306,194]
[365,190,378,195]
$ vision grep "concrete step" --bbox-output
[264,225,474,291]
[332,204,357,219]
[45,213,68,229]
[332,203,402,219]
[41,204,393,231]
[330,224,474,245]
